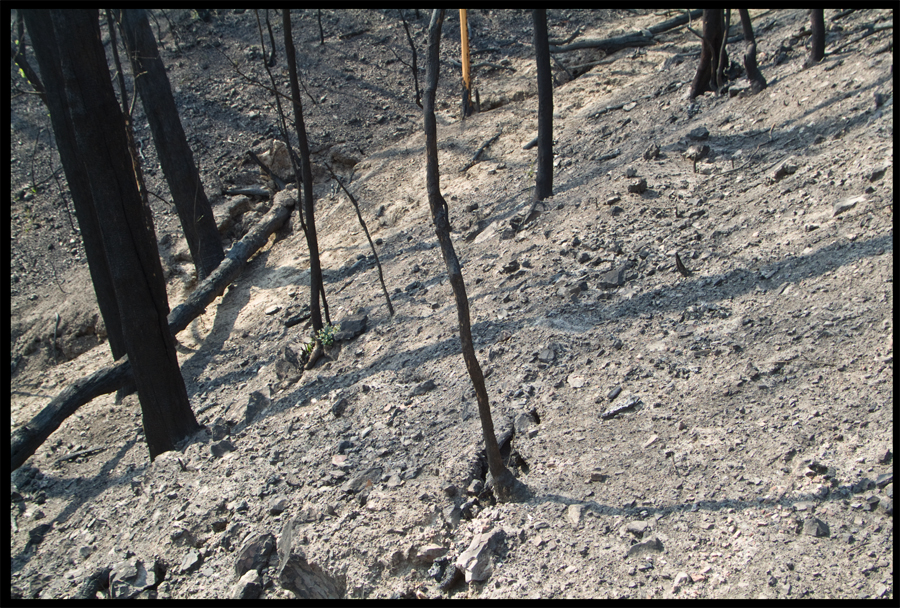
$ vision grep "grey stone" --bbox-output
[410,379,436,397]
[601,394,643,419]
[455,528,505,583]
[687,126,709,140]
[275,358,303,385]
[245,391,270,425]
[331,397,348,418]
[802,517,829,537]
[627,178,647,194]
[335,313,367,342]
[210,418,229,442]
[877,497,892,516]
[514,412,535,435]
[269,496,288,515]
[231,569,262,600]
[210,439,236,458]
[625,520,650,538]
[566,504,583,529]
[876,472,892,488]
[110,557,157,599]
[537,347,556,363]
[443,504,462,529]
[179,549,202,574]
[833,195,864,217]
[625,534,662,557]
[672,571,690,592]
[340,467,383,494]
[499,258,520,274]
[771,159,799,181]
[234,533,276,579]
[467,479,484,495]
[597,266,627,289]
[416,544,448,564]
[27,523,51,546]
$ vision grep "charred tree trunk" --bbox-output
[689,9,726,99]
[532,9,553,202]
[738,9,767,94]
[117,9,224,281]
[22,10,128,361]
[715,9,731,93]
[805,9,826,68]
[10,192,295,473]
[283,9,326,333]
[45,9,200,461]
[423,9,528,503]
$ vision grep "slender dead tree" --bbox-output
[117,9,224,280]
[532,9,553,202]
[423,9,528,503]
[805,9,826,68]
[689,9,726,99]
[325,164,394,316]
[738,9,767,94]
[283,9,327,332]
[398,9,422,108]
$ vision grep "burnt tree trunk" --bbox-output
[738,9,767,94]
[689,9,726,99]
[805,9,826,68]
[715,9,731,93]
[532,9,553,202]
[10,193,295,473]
[283,9,326,333]
[423,9,528,503]
[47,9,200,460]
[22,10,128,361]
[117,9,224,280]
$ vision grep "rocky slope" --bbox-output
[9,9,893,599]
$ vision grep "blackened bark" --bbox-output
[423,9,528,503]
[805,9,826,68]
[50,9,200,460]
[10,192,295,473]
[716,9,731,92]
[689,9,725,99]
[398,10,422,108]
[22,10,127,361]
[738,9,767,94]
[532,9,553,202]
[284,10,325,332]
[118,9,224,281]
[12,13,47,106]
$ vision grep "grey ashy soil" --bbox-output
[9,9,893,600]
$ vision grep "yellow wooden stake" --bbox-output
[460,9,472,116]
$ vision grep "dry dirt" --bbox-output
[9,9,894,600]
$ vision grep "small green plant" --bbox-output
[316,323,341,347]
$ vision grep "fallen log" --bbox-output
[10,191,296,473]
[549,9,704,54]
[550,32,654,54]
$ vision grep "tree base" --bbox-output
[487,469,532,503]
